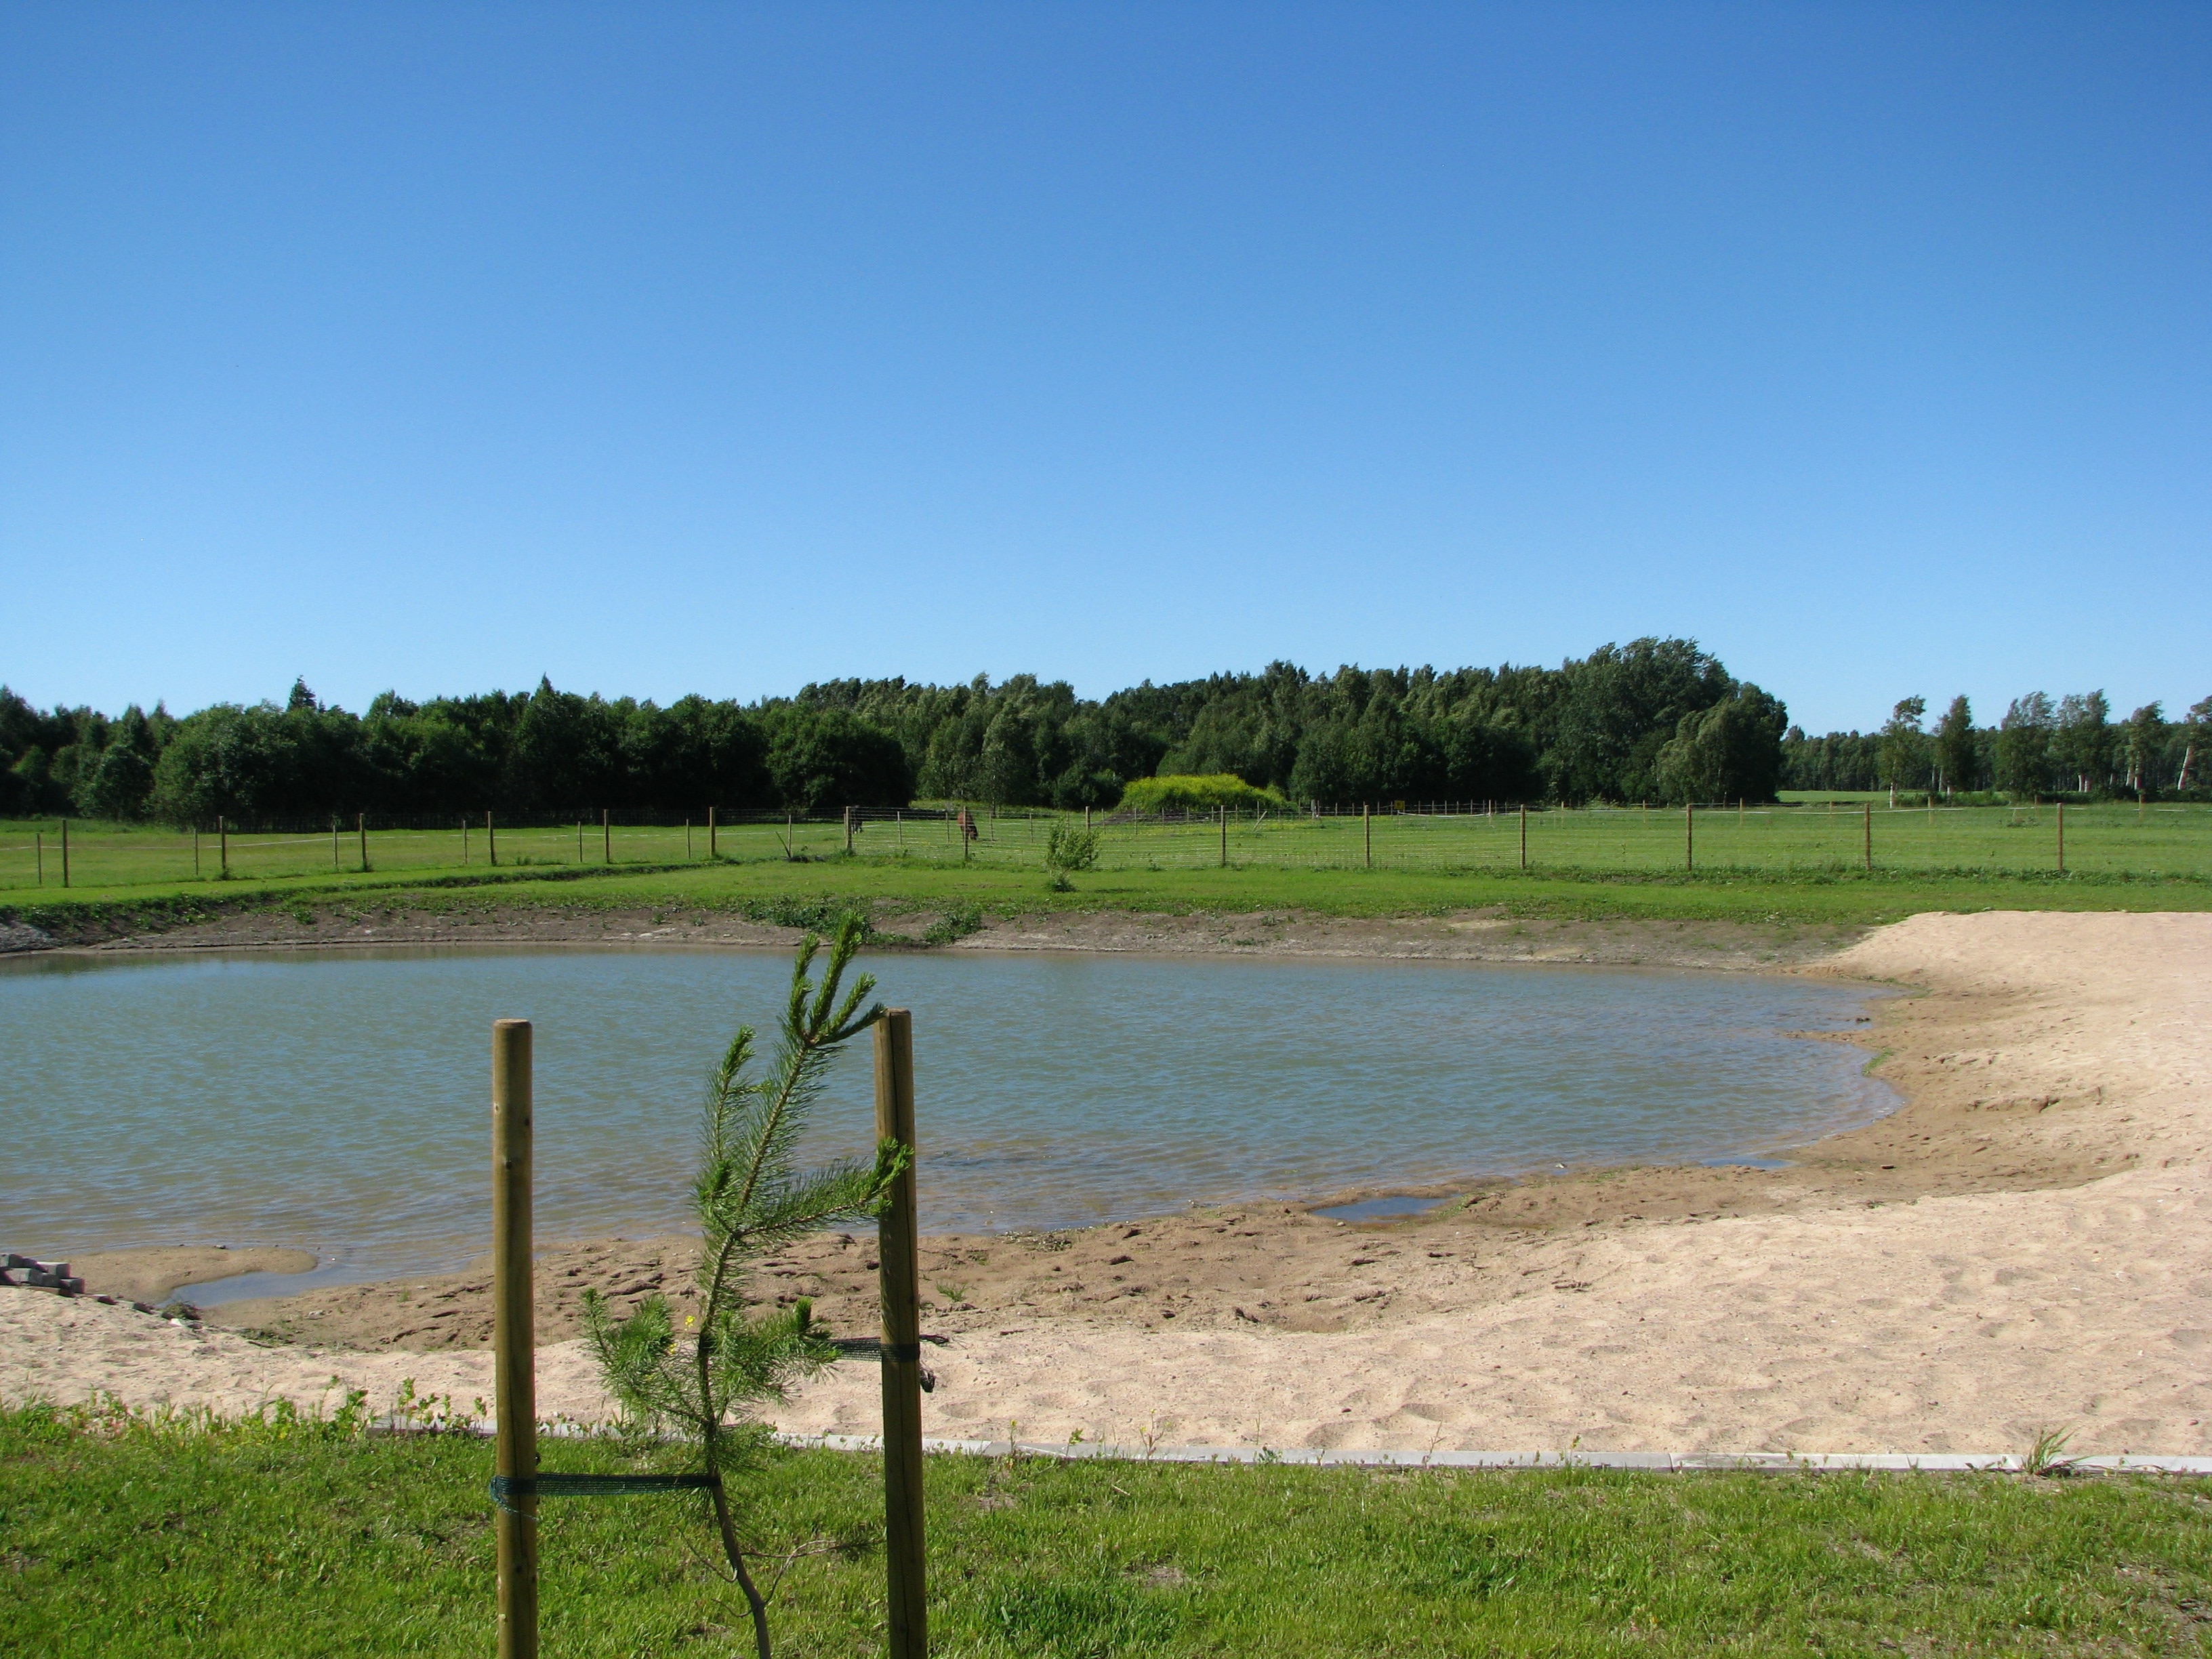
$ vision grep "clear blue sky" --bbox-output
[3,3,2205,735]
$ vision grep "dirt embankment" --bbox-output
[16,893,1858,972]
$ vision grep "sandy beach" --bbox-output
[5,909,2207,1455]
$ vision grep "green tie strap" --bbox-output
[489,1472,721,1515]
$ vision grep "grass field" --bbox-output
[3,804,2209,937]
[6,1404,2210,1657]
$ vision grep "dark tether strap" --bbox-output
[489,1472,720,1515]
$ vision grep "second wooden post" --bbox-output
[872,1010,926,1659]
[492,1019,537,1659]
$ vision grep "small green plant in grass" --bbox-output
[581,918,907,1659]
[1042,824,1101,891]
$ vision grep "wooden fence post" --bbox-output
[1863,802,1872,873]
[487,811,497,867]
[220,815,228,877]
[602,809,611,865]
[873,1010,926,1659]
[35,831,43,885]
[1364,804,1372,869]
[192,827,198,877]
[60,819,68,888]
[1685,802,1694,872]
[846,806,857,855]
[1519,803,1528,870]
[463,818,470,867]
[333,816,342,870]
[491,1019,537,1659]
[1219,804,1227,869]
[358,812,369,872]
[708,805,718,859]
[2057,801,2066,874]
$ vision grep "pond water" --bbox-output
[0,947,1895,1298]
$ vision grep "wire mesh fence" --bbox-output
[1,800,2209,895]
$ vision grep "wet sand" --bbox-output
[5,910,2208,1454]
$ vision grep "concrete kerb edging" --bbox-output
[363,1419,2212,1475]
[769,1431,2212,1476]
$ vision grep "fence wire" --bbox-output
[2,801,2208,894]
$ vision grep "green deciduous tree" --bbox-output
[1877,697,1928,799]
[1654,687,1789,804]
[2051,691,2114,794]
[2123,703,2166,794]
[1995,693,2055,797]
[77,705,159,820]
[583,919,905,1659]
[1933,696,1977,795]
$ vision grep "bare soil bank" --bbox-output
[31,897,1858,972]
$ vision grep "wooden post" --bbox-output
[35,831,43,885]
[686,819,693,859]
[219,815,228,876]
[602,808,611,865]
[463,818,470,867]
[358,812,369,872]
[576,821,583,863]
[1519,803,1527,870]
[708,806,718,859]
[1685,802,1694,872]
[872,1010,926,1659]
[1219,804,1227,869]
[2057,801,2066,874]
[845,806,856,855]
[60,818,68,888]
[192,827,198,877]
[491,1019,537,1659]
[1863,802,1872,873]
[1364,804,1372,869]
[333,816,342,870]
[487,811,497,867]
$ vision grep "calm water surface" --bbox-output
[0,947,1895,1296]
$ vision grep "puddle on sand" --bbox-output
[1313,1195,1450,1223]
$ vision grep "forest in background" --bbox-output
[0,637,2203,827]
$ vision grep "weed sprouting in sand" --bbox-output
[2024,1425,2081,1477]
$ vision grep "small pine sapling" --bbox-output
[583,916,906,1659]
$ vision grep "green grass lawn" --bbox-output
[5,1405,2211,1657]
[3,799,2209,952]
[5,802,2209,902]
[3,829,2209,942]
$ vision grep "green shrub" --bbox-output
[1119,774,1289,815]
[1043,825,1101,873]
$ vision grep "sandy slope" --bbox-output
[4,911,2207,1454]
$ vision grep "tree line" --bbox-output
[1782,691,2209,798]
[5,638,2198,827]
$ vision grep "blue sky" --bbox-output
[3,3,2205,734]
